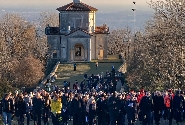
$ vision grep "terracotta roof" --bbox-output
[95,24,110,34]
[57,2,98,11]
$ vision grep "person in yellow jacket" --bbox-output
[51,94,62,125]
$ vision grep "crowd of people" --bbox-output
[1,69,185,125]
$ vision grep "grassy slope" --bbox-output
[54,62,122,87]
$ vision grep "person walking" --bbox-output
[153,91,164,125]
[117,94,126,125]
[32,92,43,125]
[15,93,26,125]
[97,94,107,125]
[139,91,153,125]
[43,93,51,125]
[125,94,137,125]
[1,93,14,125]
[71,94,81,125]
[179,91,185,122]
[51,94,62,125]
[78,96,87,125]
[163,91,173,125]
[74,62,76,71]
[87,96,97,125]
[24,92,32,125]
[173,91,183,125]
[61,106,69,125]
[108,93,119,125]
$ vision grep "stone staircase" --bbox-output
[118,63,127,73]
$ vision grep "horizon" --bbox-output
[0,0,153,13]
[0,0,155,31]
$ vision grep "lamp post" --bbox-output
[132,1,136,34]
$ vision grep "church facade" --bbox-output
[45,0,109,62]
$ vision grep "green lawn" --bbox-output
[54,62,122,87]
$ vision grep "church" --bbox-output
[45,0,109,62]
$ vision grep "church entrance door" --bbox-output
[74,43,85,61]
[98,49,104,59]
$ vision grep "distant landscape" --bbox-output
[0,5,154,32]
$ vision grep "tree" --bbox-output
[9,55,44,87]
[0,13,46,87]
[126,0,185,91]
[107,28,133,58]
[39,11,59,28]
[0,79,15,98]
[37,12,59,75]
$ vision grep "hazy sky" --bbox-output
[0,0,153,12]
[0,0,148,5]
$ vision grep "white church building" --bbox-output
[45,0,110,62]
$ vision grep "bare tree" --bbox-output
[126,0,185,90]
[39,11,59,28]
[0,13,46,87]
[107,28,133,59]
[8,55,44,87]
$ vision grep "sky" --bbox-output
[0,0,153,13]
[0,0,155,30]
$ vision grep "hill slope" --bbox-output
[54,62,122,87]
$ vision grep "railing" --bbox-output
[40,61,60,85]
[117,54,126,73]
[118,63,127,73]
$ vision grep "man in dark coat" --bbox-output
[61,106,69,125]
[153,91,164,125]
[62,93,69,108]
[15,94,26,125]
[179,91,185,122]
[126,94,137,125]
[173,91,183,125]
[71,94,81,125]
[108,93,119,125]
[1,93,14,125]
[97,94,107,125]
[139,91,153,125]
[78,96,87,125]
[117,94,126,125]
[32,92,43,125]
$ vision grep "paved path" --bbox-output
[10,117,185,125]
